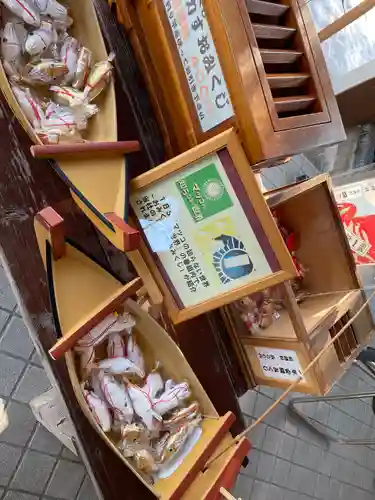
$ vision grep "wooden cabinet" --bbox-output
[112,0,345,165]
[225,176,375,395]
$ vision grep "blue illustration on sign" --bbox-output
[212,234,253,284]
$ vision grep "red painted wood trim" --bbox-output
[30,140,141,159]
[169,412,236,500]
[49,277,142,360]
[207,438,251,500]
[105,212,141,251]
[35,207,65,260]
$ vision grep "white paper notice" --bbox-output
[255,347,304,382]
[162,0,234,132]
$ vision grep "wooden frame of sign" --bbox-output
[130,129,297,324]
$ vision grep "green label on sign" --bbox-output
[176,163,233,222]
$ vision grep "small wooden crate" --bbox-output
[226,175,375,395]
[111,0,345,165]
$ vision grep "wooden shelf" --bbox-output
[247,0,288,17]
[274,95,316,113]
[240,291,359,342]
[252,23,296,39]
[267,73,310,89]
[260,48,303,64]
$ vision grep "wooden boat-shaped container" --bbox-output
[34,206,250,500]
[0,0,140,251]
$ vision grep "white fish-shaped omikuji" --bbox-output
[1,7,28,47]
[3,59,21,78]
[143,371,164,400]
[37,126,83,144]
[30,0,67,19]
[72,46,92,90]
[127,383,162,432]
[83,52,115,101]
[60,34,79,85]
[12,84,44,127]
[77,312,134,349]
[25,20,57,56]
[84,389,111,433]
[1,21,22,62]
[24,58,68,84]
[99,371,134,424]
[107,332,126,358]
[127,334,145,375]
[74,345,95,380]
[97,357,145,379]
[152,381,191,416]
[0,0,40,26]
[44,101,97,131]
[50,15,73,31]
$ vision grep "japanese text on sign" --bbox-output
[135,194,210,293]
[255,347,304,382]
[130,151,273,308]
[163,0,234,132]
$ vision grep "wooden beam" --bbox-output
[319,0,375,42]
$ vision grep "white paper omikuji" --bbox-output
[77,312,135,348]
[0,0,40,26]
[74,345,95,379]
[84,389,111,432]
[25,21,57,56]
[99,371,134,424]
[143,371,164,400]
[127,334,145,374]
[12,84,44,127]
[97,357,145,379]
[30,0,67,19]
[107,332,126,358]
[60,34,79,85]
[1,21,22,62]
[152,381,191,415]
[127,383,162,432]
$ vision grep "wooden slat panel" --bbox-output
[267,73,309,89]
[247,0,288,17]
[253,23,296,39]
[260,48,303,64]
[274,95,315,113]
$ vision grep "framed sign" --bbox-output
[130,129,297,323]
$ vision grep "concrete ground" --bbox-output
[233,366,375,500]
[0,263,98,500]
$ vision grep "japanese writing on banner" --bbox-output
[162,0,234,132]
[130,151,272,308]
[255,347,304,382]
[334,179,375,263]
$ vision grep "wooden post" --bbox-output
[318,0,375,42]
[220,487,241,500]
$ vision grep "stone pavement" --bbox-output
[232,365,375,500]
[0,263,98,500]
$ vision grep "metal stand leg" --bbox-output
[288,391,375,444]
[288,353,375,445]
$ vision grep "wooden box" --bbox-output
[129,130,297,323]
[111,0,345,165]
[226,175,375,395]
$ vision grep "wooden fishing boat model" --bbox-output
[0,0,140,251]
[34,206,250,499]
